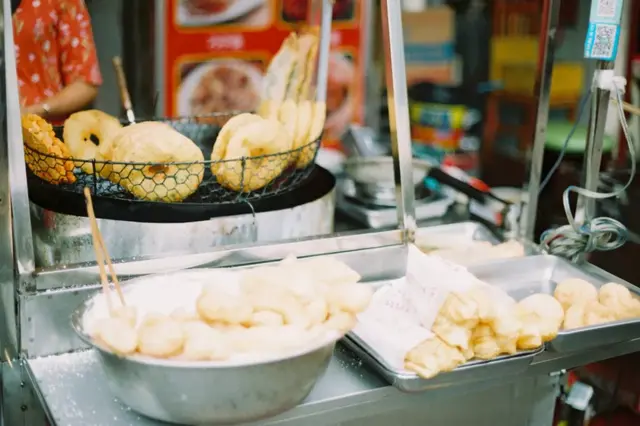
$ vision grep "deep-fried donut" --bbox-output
[63,110,122,174]
[211,114,293,192]
[102,122,205,202]
[22,114,77,184]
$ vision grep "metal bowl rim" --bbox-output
[71,268,342,369]
[344,156,432,187]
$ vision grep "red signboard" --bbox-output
[161,0,367,147]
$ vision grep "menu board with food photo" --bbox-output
[177,57,265,117]
[280,0,356,25]
[161,0,368,148]
[176,0,273,29]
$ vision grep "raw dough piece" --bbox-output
[138,316,186,358]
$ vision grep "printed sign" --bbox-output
[159,0,368,147]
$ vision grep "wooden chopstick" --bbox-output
[611,99,640,117]
[83,188,126,311]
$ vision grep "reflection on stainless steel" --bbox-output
[520,0,561,241]
[469,256,640,353]
[69,273,335,425]
[380,0,416,240]
[30,187,335,268]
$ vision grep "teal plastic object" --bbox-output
[545,120,614,154]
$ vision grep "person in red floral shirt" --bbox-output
[13,0,102,123]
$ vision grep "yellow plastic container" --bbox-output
[491,36,584,99]
[502,63,584,99]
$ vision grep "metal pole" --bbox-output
[577,61,614,222]
[314,0,332,105]
[519,0,561,241]
[380,0,417,241]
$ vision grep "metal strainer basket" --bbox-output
[25,112,320,205]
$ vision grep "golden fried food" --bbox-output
[599,282,640,320]
[516,294,564,348]
[63,110,122,174]
[102,122,205,202]
[22,114,76,184]
[294,101,326,169]
[563,300,616,330]
[470,325,502,360]
[553,278,598,311]
[286,31,320,102]
[261,32,299,105]
[211,114,293,192]
[405,337,466,379]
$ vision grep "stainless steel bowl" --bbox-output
[344,156,432,207]
[71,269,336,425]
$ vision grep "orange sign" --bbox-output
[162,0,367,146]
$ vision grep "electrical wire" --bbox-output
[539,92,592,193]
[540,80,636,261]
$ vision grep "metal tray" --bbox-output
[343,275,542,393]
[469,255,640,353]
[341,333,541,393]
[336,190,454,229]
[415,221,501,246]
[415,221,540,262]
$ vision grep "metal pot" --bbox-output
[71,269,336,425]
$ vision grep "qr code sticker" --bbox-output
[591,24,617,58]
[596,0,617,18]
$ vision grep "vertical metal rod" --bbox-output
[519,0,562,241]
[380,0,417,241]
[314,0,332,104]
[577,61,614,221]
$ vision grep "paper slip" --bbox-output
[354,282,434,370]
[404,244,480,329]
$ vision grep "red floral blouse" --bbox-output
[13,0,102,109]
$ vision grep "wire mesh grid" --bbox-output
[24,113,320,204]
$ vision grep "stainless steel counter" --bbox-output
[24,337,640,426]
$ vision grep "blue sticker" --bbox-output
[584,22,620,61]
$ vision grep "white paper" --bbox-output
[404,245,478,329]
[354,282,433,370]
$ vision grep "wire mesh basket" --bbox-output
[24,113,321,205]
